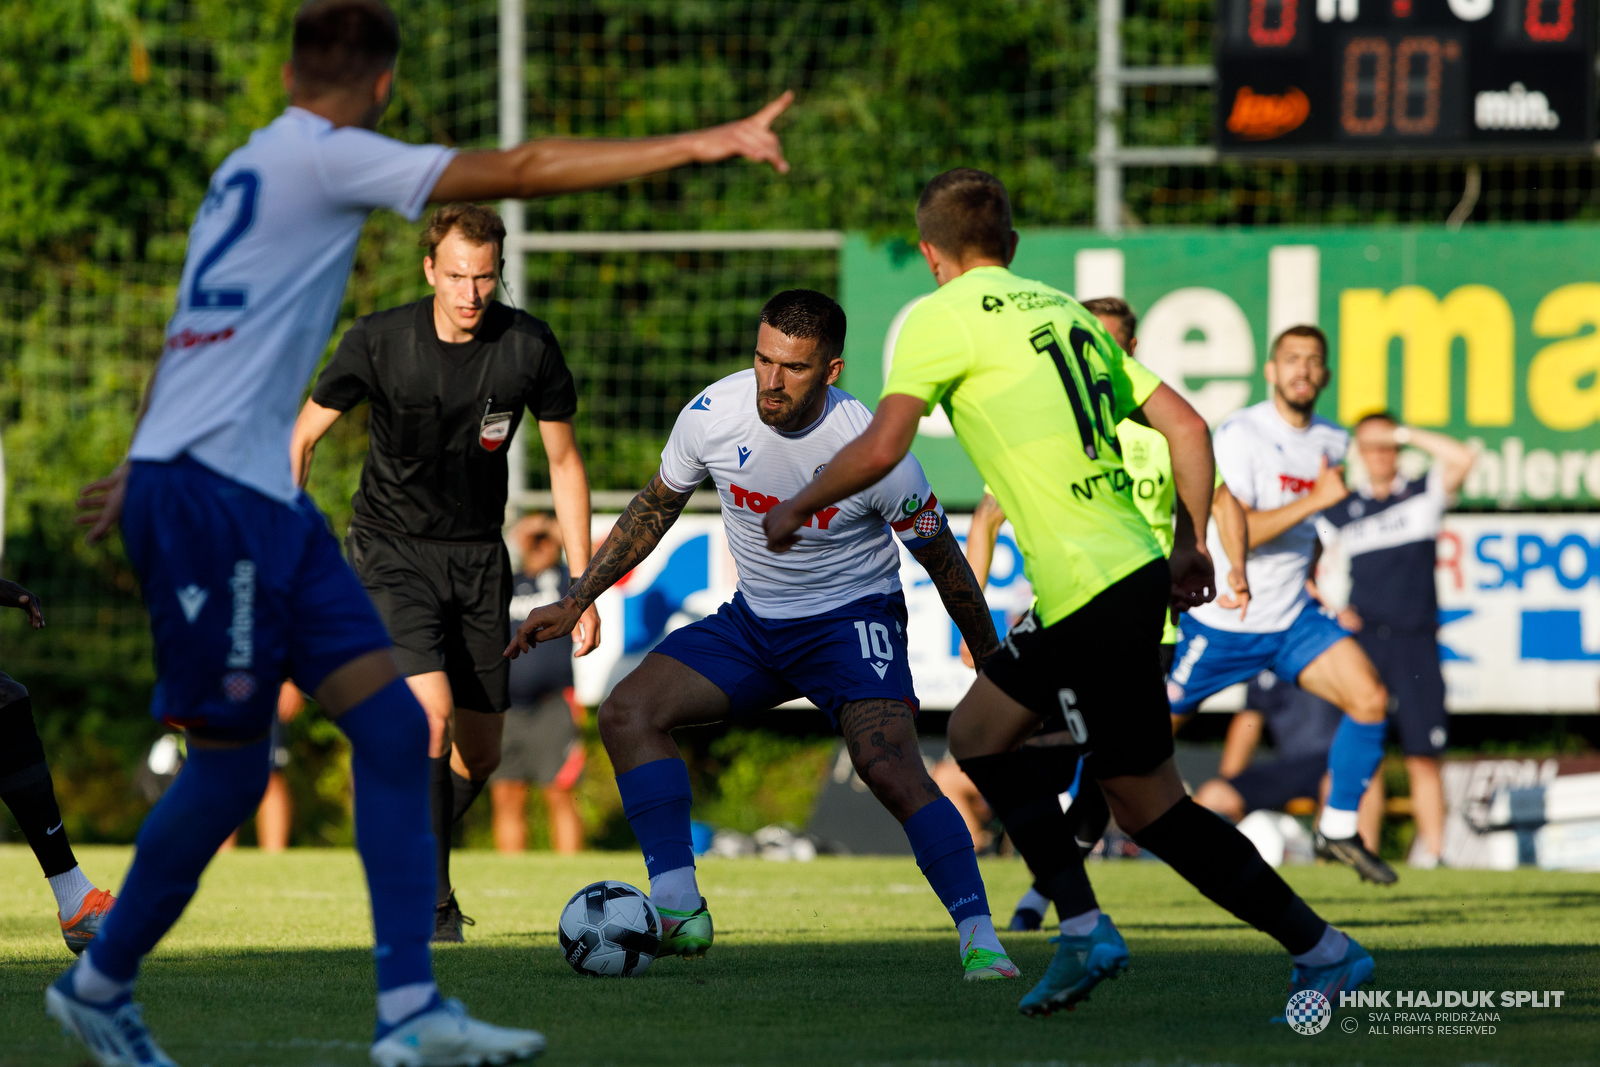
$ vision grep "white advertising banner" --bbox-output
[563,512,1600,714]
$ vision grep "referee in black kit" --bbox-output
[292,203,599,941]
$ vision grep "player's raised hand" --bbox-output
[76,462,130,545]
[689,91,793,174]
[1307,456,1349,510]
[762,499,808,552]
[506,595,585,660]
[0,579,44,628]
[1167,539,1217,617]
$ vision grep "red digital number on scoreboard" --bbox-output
[1248,0,1299,47]
[1525,0,1575,44]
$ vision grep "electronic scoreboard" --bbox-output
[1214,0,1596,156]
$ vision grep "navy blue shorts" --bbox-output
[1167,606,1352,717]
[651,591,918,728]
[1358,627,1449,756]
[123,456,391,742]
[1228,753,1328,814]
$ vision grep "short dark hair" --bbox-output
[759,290,847,361]
[292,0,400,96]
[1355,411,1399,430]
[1271,323,1329,360]
[916,168,1012,261]
[420,203,507,259]
[1081,296,1138,341]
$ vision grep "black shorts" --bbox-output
[1357,626,1448,756]
[347,523,513,713]
[1228,753,1328,814]
[984,558,1174,780]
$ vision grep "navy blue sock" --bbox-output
[904,798,989,926]
[88,740,272,982]
[1325,718,1387,813]
[338,678,436,992]
[616,759,695,878]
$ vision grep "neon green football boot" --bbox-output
[658,896,714,959]
[962,946,1022,981]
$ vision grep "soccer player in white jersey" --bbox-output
[510,290,1020,981]
[1167,325,1398,884]
[59,2,793,1064]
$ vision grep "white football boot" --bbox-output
[46,972,180,1067]
[369,997,545,1066]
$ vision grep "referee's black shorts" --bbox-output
[983,557,1174,780]
[347,523,513,714]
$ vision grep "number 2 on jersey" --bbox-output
[1030,323,1121,461]
[189,170,260,310]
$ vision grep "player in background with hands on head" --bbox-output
[1166,325,1399,886]
[765,169,1372,1018]
[0,580,118,956]
[65,1,795,1063]
[292,203,592,942]
[1317,413,1474,868]
[510,290,1021,982]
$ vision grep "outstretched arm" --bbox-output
[431,92,793,203]
[764,394,925,551]
[911,526,1000,671]
[505,474,693,658]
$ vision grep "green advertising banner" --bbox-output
[840,225,1600,509]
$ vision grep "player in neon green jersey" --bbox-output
[764,169,1372,1018]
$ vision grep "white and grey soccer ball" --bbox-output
[558,880,661,977]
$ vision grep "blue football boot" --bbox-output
[1017,913,1129,1017]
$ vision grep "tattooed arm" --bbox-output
[505,474,695,658]
[909,526,1000,671]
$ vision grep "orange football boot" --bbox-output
[59,888,115,956]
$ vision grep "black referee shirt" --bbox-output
[313,298,577,542]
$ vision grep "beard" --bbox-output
[757,378,828,431]
[1275,380,1319,415]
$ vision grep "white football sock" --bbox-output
[1292,924,1350,968]
[49,865,92,920]
[72,953,132,1005]
[1317,806,1359,840]
[649,866,701,913]
[377,981,439,1025]
[1059,907,1101,937]
[1014,887,1050,918]
[957,914,1005,959]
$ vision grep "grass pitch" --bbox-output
[1,845,1595,1066]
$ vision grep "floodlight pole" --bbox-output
[500,0,527,519]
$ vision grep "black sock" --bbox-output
[958,752,1098,917]
[450,769,487,823]
[1131,797,1327,955]
[0,697,76,878]
[431,755,454,907]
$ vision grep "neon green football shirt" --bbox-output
[1117,418,1178,643]
[885,266,1164,626]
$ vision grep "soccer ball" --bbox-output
[558,880,662,977]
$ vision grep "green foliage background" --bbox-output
[1,0,1595,846]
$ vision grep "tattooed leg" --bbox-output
[837,698,940,824]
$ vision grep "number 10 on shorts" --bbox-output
[854,621,895,661]
[1057,688,1089,744]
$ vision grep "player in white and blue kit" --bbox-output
[1166,325,1398,885]
[511,291,1019,981]
[56,3,794,1064]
